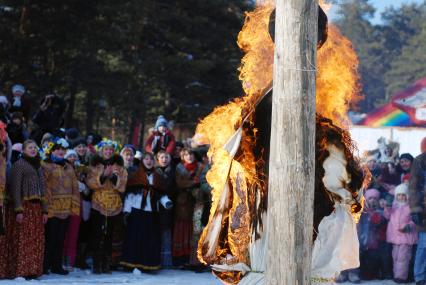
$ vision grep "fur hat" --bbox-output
[65,149,78,160]
[11,84,25,95]
[394,183,409,197]
[400,153,414,162]
[155,115,168,129]
[364,188,380,200]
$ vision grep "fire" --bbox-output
[316,24,363,128]
[195,1,364,284]
[319,0,332,13]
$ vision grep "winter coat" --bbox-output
[8,95,31,122]
[9,156,47,213]
[358,207,387,251]
[0,150,6,206]
[6,122,29,145]
[31,95,66,139]
[42,160,80,219]
[409,152,426,231]
[155,165,175,196]
[174,162,204,221]
[385,204,417,245]
[145,130,176,155]
[124,166,165,213]
[86,154,127,216]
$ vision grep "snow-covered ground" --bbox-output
[0,270,222,285]
[0,270,416,285]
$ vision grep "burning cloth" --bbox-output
[195,1,369,284]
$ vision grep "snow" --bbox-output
[0,270,222,285]
[0,270,417,284]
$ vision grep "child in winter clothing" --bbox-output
[385,183,418,283]
[145,115,176,155]
[359,188,389,280]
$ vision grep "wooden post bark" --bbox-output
[266,1,318,284]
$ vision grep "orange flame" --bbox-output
[196,1,363,283]
[317,24,363,128]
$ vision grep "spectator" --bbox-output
[86,139,127,274]
[10,143,23,164]
[385,183,418,283]
[172,141,184,166]
[155,150,175,268]
[42,138,80,275]
[174,148,205,270]
[409,147,426,285]
[7,112,29,144]
[71,139,91,270]
[72,137,90,166]
[31,94,66,143]
[0,127,10,278]
[398,153,414,180]
[120,144,137,174]
[121,152,165,271]
[0,95,10,124]
[145,115,176,155]
[8,84,31,122]
[63,149,83,271]
[3,140,47,279]
[359,188,389,280]
[65,128,80,147]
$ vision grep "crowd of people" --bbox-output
[338,139,426,285]
[0,84,212,279]
[1,83,426,285]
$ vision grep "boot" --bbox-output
[76,243,90,269]
[101,255,112,274]
[92,252,102,274]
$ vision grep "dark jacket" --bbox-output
[10,156,47,213]
[409,152,426,232]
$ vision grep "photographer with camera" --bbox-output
[31,94,66,144]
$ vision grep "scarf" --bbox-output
[51,154,66,166]
[183,160,198,173]
[23,154,41,169]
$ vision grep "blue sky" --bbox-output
[330,0,423,24]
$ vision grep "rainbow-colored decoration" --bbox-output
[360,103,413,127]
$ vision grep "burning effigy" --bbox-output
[195,0,370,284]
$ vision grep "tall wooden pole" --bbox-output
[266,0,318,284]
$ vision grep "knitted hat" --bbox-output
[11,143,23,152]
[65,149,78,160]
[394,183,409,197]
[135,150,142,160]
[11,111,24,121]
[71,137,87,148]
[400,153,414,162]
[65,128,79,140]
[11,84,25,95]
[0,96,8,107]
[364,188,380,200]
[155,115,168,129]
[120,144,136,156]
